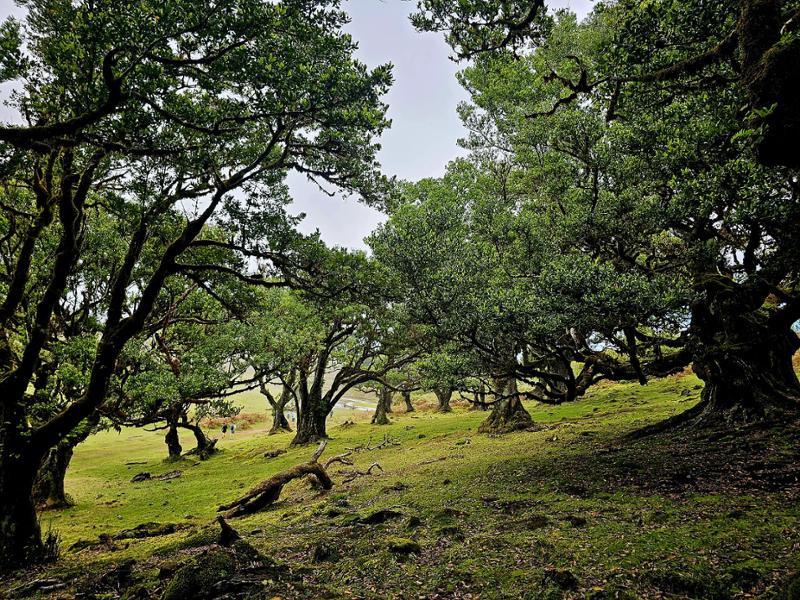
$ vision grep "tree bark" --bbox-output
[478,377,534,433]
[0,425,46,570]
[32,411,99,510]
[402,390,414,412]
[371,388,392,425]
[180,422,217,459]
[32,441,74,509]
[292,388,329,445]
[638,293,800,434]
[434,388,453,413]
[165,423,182,459]
[219,442,332,518]
[270,407,292,435]
[266,381,294,435]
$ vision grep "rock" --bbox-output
[68,539,97,552]
[438,507,467,518]
[382,481,409,492]
[264,449,287,459]
[113,522,180,540]
[387,537,421,555]
[131,472,151,482]
[162,548,237,600]
[564,514,587,527]
[436,525,464,540]
[544,568,579,590]
[311,541,340,563]
[359,509,403,525]
[680,389,692,397]
[520,514,550,530]
[406,515,422,529]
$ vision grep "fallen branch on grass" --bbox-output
[339,462,384,484]
[218,441,333,518]
[324,451,354,468]
[345,434,400,453]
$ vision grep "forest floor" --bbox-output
[3,372,800,599]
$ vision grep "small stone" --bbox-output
[564,515,587,527]
[312,541,340,562]
[359,509,403,525]
[387,537,421,555]
[406,515,422,528]
[544,568,579,590]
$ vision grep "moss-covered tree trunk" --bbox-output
[292,404,328,444]
[32,441,74,509]
[179,421,217,459]
[270,406,292,434]
[262,377,294,435]
[0,425,45,570]
[434,388,453,413]
[165,422,182,459]
[402,390,414,412]
[478,377,534,433]
[33,411,99,509]
[684,299,799,427]
[371,387,392,425]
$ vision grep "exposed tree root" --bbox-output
[185,438,218,460]
[218,442,333,518]
[215,516,241,547]
[629,393,800,439]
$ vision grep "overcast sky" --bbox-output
[292,0,593,249]
[0,0,594,249]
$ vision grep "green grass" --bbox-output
[8,373,800,599]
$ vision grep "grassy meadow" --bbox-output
[5,373,800,599]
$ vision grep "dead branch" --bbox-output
[324,451,354,468]
[339,462,384,484]
[218,441,333,518]
[345,434,400,453]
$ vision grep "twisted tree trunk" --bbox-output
[478,377,534,434]
[402,390,414,412]
[434,388,453,413]
[371,388,392,425]
[32,441,74,509]
[180,421,217,459]
[165,422,182,460]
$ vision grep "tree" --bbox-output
[412,0,800,168]
[408,7,800,428]
[0,0,390,569]
[110,283,254,460]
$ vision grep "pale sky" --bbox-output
[291,0,594,249]
[0,0,594,249]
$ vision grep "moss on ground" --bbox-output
[3,372,800,598]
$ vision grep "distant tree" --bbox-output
[110,284,254,460]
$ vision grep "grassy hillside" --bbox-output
[5,373,800,599]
